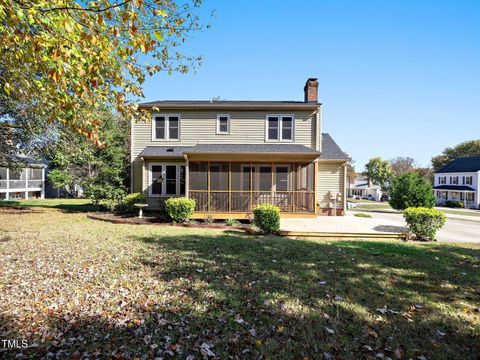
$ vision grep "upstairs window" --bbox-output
[216,114,230,134]
[152,114,180,140]
[266,115,294,141]
[439,176,446,185]
[450,176,459,185]
[464,176,473,185]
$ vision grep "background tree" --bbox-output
[389,173,436,210]
[364,157,392,189]
[0,0,206,149]
[390,157,416,177]
[431,140,480,171]
[48,109,130,205]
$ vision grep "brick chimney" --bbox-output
[304,78,318,103]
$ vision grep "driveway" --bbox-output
[281,211,480,243]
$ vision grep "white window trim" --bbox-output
[148,162,185,197]
[216,114,230,134]
[265,114,295,142]
[151,113,181,141]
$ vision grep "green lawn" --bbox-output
[0,198,97,212]
[0,205,479,359]
[349,202,397,212]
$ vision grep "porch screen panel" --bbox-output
[209,163,228,190]
[0,168,6,189]
[9,168,25,180]
[275,166,289,191]
[29,168,43,180]
[231,163,251,212]
[151,165,163,195]
[189,162,208,190]
[209,163,229,211]
[253,166,272,191]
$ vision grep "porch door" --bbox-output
[149,163,185,197]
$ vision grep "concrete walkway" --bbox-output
[281,211,480,243]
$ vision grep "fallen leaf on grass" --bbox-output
[325,327,335,335]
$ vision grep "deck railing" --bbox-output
[189,190,315,213]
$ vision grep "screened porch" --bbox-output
[188,161,316,215]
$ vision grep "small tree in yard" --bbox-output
[389,173,436,210]
[404,207,446,241]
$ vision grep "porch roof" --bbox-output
[185,144,320,155]
[433,185,476,191]
[140,144,321,161]
[139,146,191,158]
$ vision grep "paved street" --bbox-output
[281,211,480,243]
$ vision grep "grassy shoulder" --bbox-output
[0,205,479,359]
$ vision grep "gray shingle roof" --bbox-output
[320,133,349,160]
[433,185,476,191]
[139,146,192,158]
[435,156,480,173]
[139,100,320,109]
[185,144,320,155]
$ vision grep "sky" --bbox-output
[140,0,480,171]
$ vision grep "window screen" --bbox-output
[282,117,293,140]
[169,116,179,139]
[218,116,229,133]
[268,117,279,140]
[155,116,165,139]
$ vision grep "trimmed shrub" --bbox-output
[389,173,436,210]
[253,205,280,234]
[403,207,446,241]
[165,197,196,223]
[117,192,147,214]
[445,200,464,208]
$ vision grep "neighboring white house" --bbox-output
[433,156,480,209]
[0,156,46,200]
[347,175,383,201]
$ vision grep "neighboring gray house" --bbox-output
[130,78,349,218]
[434,156,480,209]
[0,155,45,200]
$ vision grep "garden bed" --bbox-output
[87,212,260,234]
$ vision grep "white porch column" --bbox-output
[41,167,45,199]
[5,168,9,200]
[25,168,29,199]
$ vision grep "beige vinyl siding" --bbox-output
[131,110,318,193]
[317,161,346,209]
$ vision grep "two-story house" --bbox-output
[433,156,480,209]
[130,78,349,219]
